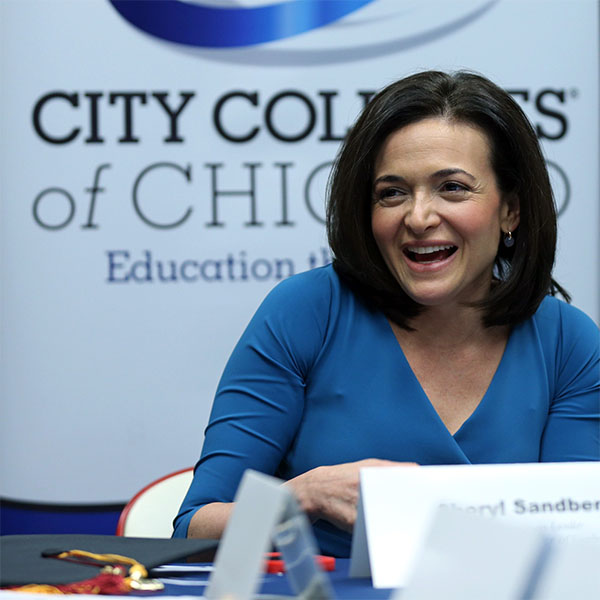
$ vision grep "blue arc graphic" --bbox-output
[109,0,375,48]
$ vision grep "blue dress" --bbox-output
[173,265,600,556]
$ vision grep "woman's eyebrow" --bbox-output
[373,168,476,187]
[372,174,407,187]
[433,168,476,181]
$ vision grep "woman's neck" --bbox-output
[398,304,504,350]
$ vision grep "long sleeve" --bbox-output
[539,299,600,461]
[172,268,332,538]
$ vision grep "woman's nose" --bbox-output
[403,195,440,233]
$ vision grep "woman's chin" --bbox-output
[402,284,457,308]
[399,275,492,309]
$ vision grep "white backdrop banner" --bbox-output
[1,0,598,504]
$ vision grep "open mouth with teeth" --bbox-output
[404,245,458,264]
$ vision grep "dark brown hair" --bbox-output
[326,70,569,328]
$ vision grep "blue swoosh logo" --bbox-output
[108,0,375,48]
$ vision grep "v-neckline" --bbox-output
[380,313,515,439]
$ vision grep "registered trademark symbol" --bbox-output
[569,88,579,99]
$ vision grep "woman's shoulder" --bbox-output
[531,295,599,362]
[272,263,341,289]
[239,265,358,371]
[250,264,371,347]
[244,265,341,336]
[259,264,348,311]
[534,295,599,337]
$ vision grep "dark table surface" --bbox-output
[157,558,394,598]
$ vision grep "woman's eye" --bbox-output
[441,181,468,193]
[375,187,406,203]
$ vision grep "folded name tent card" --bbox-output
[205,469,295,600]
[0,534,217,587]
[398,507,600,599]
[396,507,548,600]
[530,535,600,599]
[350,461,600,589]
[206,469,332,600]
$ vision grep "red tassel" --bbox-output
[58,572,131,595]
[7,573,131,595]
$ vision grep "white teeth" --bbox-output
[407,245,454,254]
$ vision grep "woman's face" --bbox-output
[371,117,519,310]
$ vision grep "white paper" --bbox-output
[158,578,210,587]
[397,508,546,600]
[349,492,371,577]
[532,536,600,599]
[351,462,600,589]
[153,564,213,573]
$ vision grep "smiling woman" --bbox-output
[173,71,599,557]
[371,118,520,310]
[328,71,565,328]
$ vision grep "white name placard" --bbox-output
[350,462,600,589]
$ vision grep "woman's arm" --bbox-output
[540,303,600,461]
[188,502,233,539]
[173,270,334,539]
[186,458,416,539]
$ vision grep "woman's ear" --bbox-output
[501,193,520,232]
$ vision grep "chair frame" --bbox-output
[116,466,193,536]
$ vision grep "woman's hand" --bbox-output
[283,459,417,532]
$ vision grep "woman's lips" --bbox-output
[404,244,458,264]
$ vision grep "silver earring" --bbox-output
[503,230,514,248]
